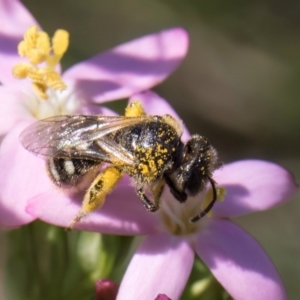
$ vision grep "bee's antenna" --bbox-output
[190,177,217,222]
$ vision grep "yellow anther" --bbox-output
[36,31,50,53]
[47,29,69,68]
[216,187,226,202]
[12,62,31,79]
[22,25,38,50]
[30,31,50,64]
[27,68,45,84]
[52,30,69,56]
[12,25,69,100]
[18,40,29,57]
[38,68,66,90]
[46,71,66,90]
[28,48,47,65]
[25,25,38,39]
[18,26,49,64]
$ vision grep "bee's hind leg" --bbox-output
[67,166,123,230]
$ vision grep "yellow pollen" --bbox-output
[157,159,164,166]
[125,101,146,117]
[148,160,156,171]
[12,25,69,100]
[139,164,149,175]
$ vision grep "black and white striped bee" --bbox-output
[19,101,219,228]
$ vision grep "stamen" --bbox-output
[160,196,202,235]
[161,200,186,234]
[12,25,69,100]
[18,26,50,64]
[217,187,226,202]
[12,62,32,79]
[48,29,69,68]
[32,82,48,100]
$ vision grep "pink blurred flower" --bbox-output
[27,91,297,300]
[0,0,188,227]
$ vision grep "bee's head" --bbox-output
[165,134,219,201]
[183,135,219,194]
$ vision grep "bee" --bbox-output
[20,101,219,228]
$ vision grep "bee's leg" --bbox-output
[151,178,165,208]
[68,166,123,230]
[137,188,159,212]
[125,100,146,117]
[137,179,165,212]
[190,177,217,222]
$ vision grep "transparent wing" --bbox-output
[19,114,152,164]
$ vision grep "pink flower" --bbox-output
[1,2,297,299]
[27,91,297,300]
[0,0,188,227]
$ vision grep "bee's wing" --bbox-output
[19,114,151,164]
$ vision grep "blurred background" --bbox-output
[1,0,300,299]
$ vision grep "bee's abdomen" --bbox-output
[47,158,100,188]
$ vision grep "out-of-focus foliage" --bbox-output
[0,0,299,299]
[3,221,135,300]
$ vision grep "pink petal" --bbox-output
[0,121,53,227]
[0,85,34,135]
[117,233,194,300]
[27,178,159,235]
[195,219,286,300]
[63,28,189,103]
[0,0,40,86]
[129,91,190,142]
[212,160,298,218]
[78,103,119,116]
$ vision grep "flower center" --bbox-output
[12,26,69,100]
[22,82,80,120]
[159,187,226,236]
